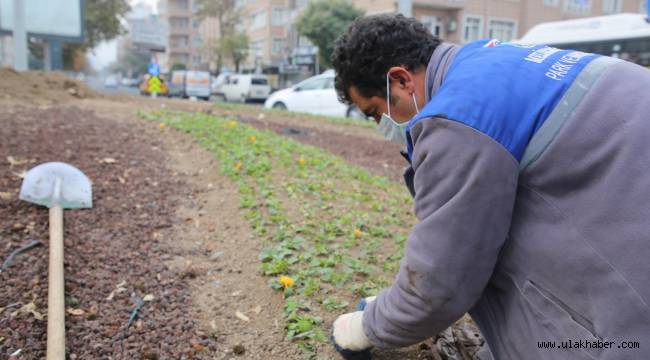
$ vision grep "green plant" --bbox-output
[140,110,415,355]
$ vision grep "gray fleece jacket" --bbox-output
[362,42,650,360]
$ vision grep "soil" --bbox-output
[0,69,96,105]
[0,82,457,360]
[230,114,406,183]
[95,95,408,183]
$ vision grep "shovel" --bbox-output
[19,162,92,360]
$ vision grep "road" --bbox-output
[83,76,265,107]
[84,76,140,96]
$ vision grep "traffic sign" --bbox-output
[148,62,160,76]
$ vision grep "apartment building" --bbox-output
[229,0,310,71]
[196,0,645,76]
[354,0,644,44]
[162,0,204,70]
[121,3,167,53]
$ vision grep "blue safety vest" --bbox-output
[406,39,599,162]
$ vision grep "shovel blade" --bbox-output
[19,162,92,209]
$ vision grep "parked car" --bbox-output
[167,70,211,100]
[121,77,139,87]
[103,75,119,88]
[264,71,367,119]
[219,74,271,103]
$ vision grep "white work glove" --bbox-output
[331,296,376,359]
[332,311,372,351]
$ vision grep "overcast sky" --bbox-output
[87,0,158,71]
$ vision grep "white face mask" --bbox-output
[378,73,420,146]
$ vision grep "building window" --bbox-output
[175,0,189,10]
[192,19,200,28]
[193,55,202,64]
[173,53,189,63]
[170,17,189,28]
[272,38,286,54]
[298,36,313,47]
[488,19,516,41]
[463,16,483,43]
[250,40,267,57]
[192,37,202,46]
[421,16,443,37]
[171,36,189,48]
[272,7,288,26]
[251,10,267,30]
[544,0,560,6]
[564,0,591,15]
[603,0,623,13]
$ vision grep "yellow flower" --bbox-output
[225,120,238,128]
[298,157,305,166]
[159,123,166,129]
[234,162,242,172]
[353,228,363,238]
[279,275,295,288]
[249,135,257,142]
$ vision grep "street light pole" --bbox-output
[13,0,28,70]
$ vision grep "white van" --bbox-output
[168,70,211,100]
[185,70,211,100]
[220,74,271,103]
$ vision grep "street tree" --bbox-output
[171,63,188,71]
[296,0,364,68]
[195,0,241,73]
[221,32,249,72]
[65,0,131,69]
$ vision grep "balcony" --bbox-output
[167,5,191,17]
[414,0,465,10]
[168,26,191,36]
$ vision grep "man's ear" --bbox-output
[387,67,414,91]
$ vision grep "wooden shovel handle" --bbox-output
[47,206,65,360]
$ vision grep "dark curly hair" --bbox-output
[331,14,441,104]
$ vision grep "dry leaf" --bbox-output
[12,170,27,179]
[0,192,13,201]
[10,349,21,356]
[67,308,85,316]
[11,302,43,320]
[251,305,262,315]
[107,280,127,300]
[118,176,126,184]
[143,294,155,302]
[99,158,117,164]
[231,291,242,297]
[7,156,29,166]
[235,311,250,322]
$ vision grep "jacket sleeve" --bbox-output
[362,117,519,348]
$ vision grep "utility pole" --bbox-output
[13,0,28,71]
